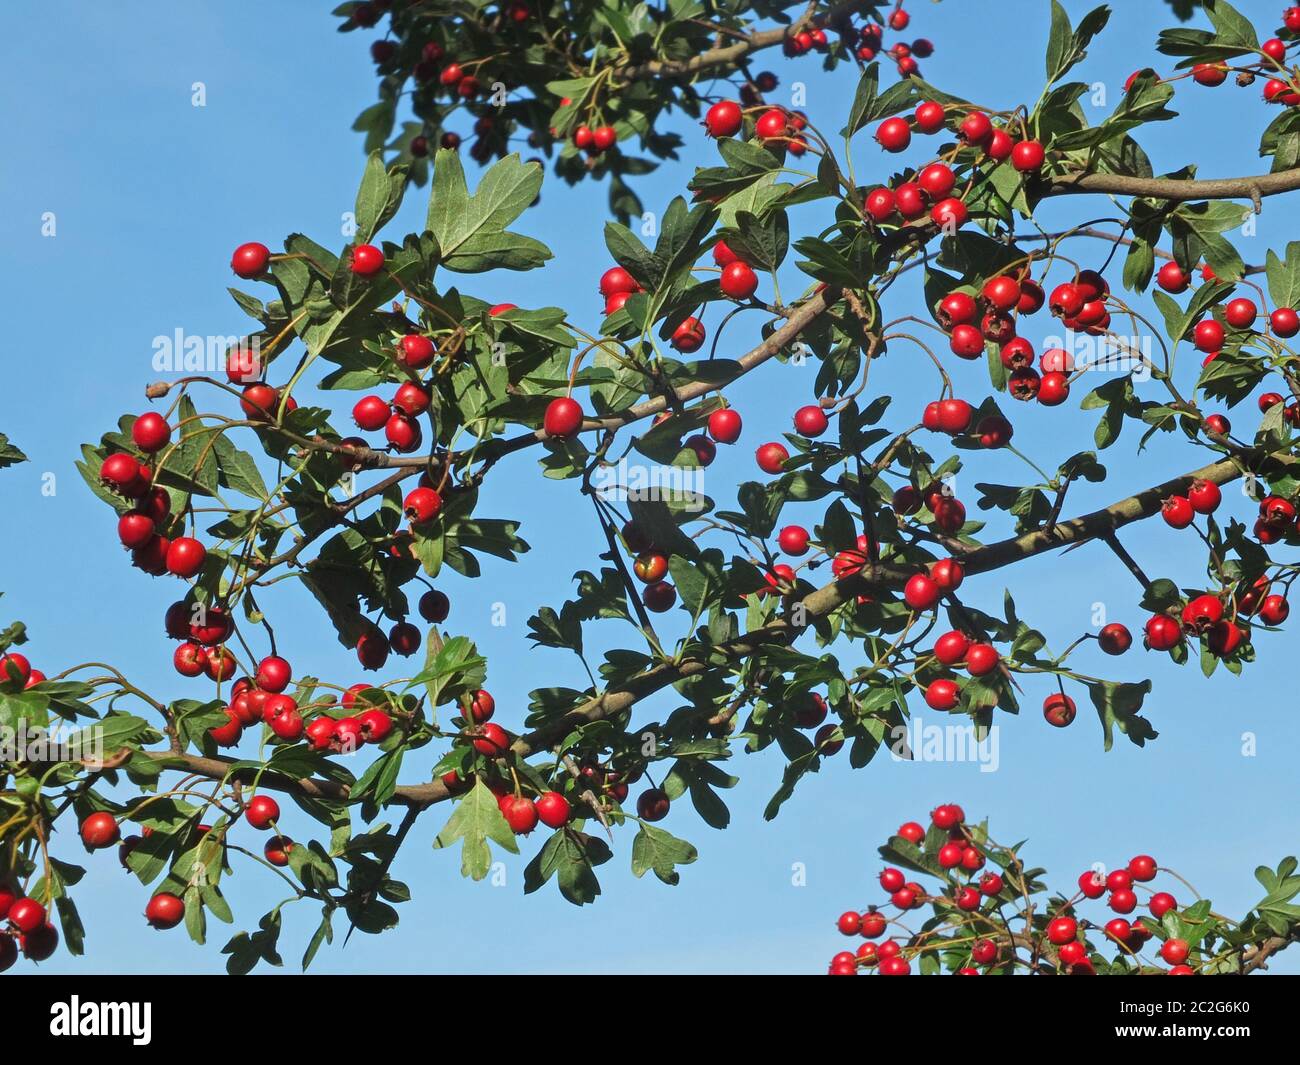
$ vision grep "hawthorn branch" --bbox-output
[1045,168,1300,204]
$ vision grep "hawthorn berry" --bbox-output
[1098,622,1132,655]
[670,317,706,353]
[904,573,941,611]
[131,412,171,453]
[1271,307,1299,337]
[1046,916,1077,945]
[165,537,207,578]
[1011,139,1045,172]
[636,788,670,822]
[80,811,120,850]
[404,487,443,525]
[875,117,912,153]
[145,893,185,930]
[1193,318,1225,352]
[793,404,829,437]
[1161,495,1194,529]
[246,795,280,830]
[535,791,571,828]
[778,525,810,556]
[915,100,945,132]
[1042,692,1076,727]
[1188,479,1221,514]
[755,442,789,474]
[350,243,385,276]
[707,407,743,444]
[879,868,906,893]
[704,100,743,138]
[720,260,759,299]
[1225,297,1257,329]
[1144,614,1183,651]
[353,395,391,431]
[959,111,992,145]
[1156,260,1188,293]
[255,655,292,694]
[543,397,583,438]
[1149,892,1177,918]
[231,241,270,278]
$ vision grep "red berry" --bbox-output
[1144,614,1183,651]
[918,162,955,199]
[599,266,637,296]
[404,487,443,525]
[145,892,185,930]
[924,679,959,710]
[1149,892,1177,918]
[1193,318,1225,352]
[1270,307,1299,337]
[778,525,810,556]
[755,442,789,474]
[231,242,270,278]
[670,316,706,353]
[350,244,385,276]
[963,642,999,676]
[708,407,742,443]
[720,261,759,299]
[1225,297,1257,329]
[1098,622,1132,655]
[535,791,571,829]
[1159,938,1190,965]
[930,197,967,229]
[1046,916,1077,946]
[1161,495,1195,529]
[959,111,992,145]
[472,722,510,757]
[1156,261,1188,293]
[636,788,670,821]
[246,794,280,830]
[543,397,583,438]
[1011,140,1045,172]
[875,118,911,152]
[904,573,941,610]
[80,811,120,849]
[704,100,743,138]
[793,404,829,437]
[131,413,171,453]
[1042,692,1076,727]
[915,101,945,133]
[166,537,207,578]
[118,512,156,549]
[353,395,391,431]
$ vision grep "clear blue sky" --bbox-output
[1,1,1296,974]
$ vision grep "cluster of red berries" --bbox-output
[1046,853,1193,974]
[0,885,59,969]
[621,518,678,615]
[752,400,828,476]
[102,450,210,581]
[1131,21,1295,103]
[773,5,932,78]
[351,372,433,454]
[829,808,1203,975]
[0,650,47,693]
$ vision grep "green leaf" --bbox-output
[1083,678,1158,751]
[353,150,408,244]
[432,779,519,880]
[1045,2,1111,85]
[0,434,27,470]
[630,823,697,885]
[426,151,550,273]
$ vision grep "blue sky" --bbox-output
[1,0,1296,974]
